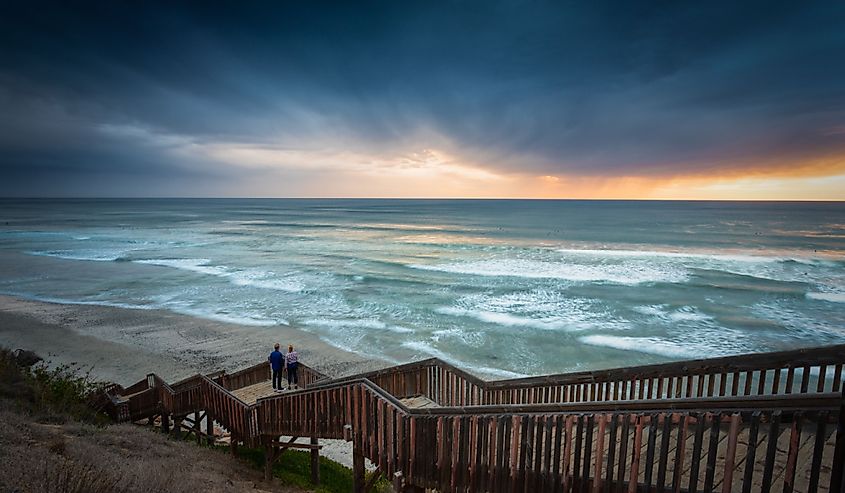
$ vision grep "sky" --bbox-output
[1,1,844,199]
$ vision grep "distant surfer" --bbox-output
[285,344,299,390]
[269,343,284,392]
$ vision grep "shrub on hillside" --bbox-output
[0,347,110,424]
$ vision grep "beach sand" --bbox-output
[0,294,387,385]
[0,294,391,469]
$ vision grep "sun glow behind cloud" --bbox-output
[86,122,845,199]
[180,135,845,199]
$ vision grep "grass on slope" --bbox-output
[1,345,383,492]
[0,346,299,492]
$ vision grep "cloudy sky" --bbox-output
[1,1,844,199]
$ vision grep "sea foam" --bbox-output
[408,258,687,285]
[806,292,845,303]
[400,340,527,379]
[436,306,573,331]
[555,247,827,264]
[304,318,414,333]
[578,335,733,359]
[437,290,629,331]
[134,258,309,293]
[28,249,128,262]
[135,258,227,276]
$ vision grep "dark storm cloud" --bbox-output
[1,1,844,195]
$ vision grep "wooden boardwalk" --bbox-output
[106,344,845,493]
[231,380,305,405]
[400,395,440,409]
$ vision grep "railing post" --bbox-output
[353,441,365,493]
[310,436,320,485]
[830,388,845,493]
[264,439,274,482]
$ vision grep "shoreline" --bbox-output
[0,294,390,386]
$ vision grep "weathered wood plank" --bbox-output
[807,412,828,493]
[573,415,584,493]
[760,411,783,492]
[688,413,706,493]
[616,414,630,493]
[628,416,643,493]
[703,412,722,493]
[656,413,672,492]
[671,413,689,493]
[593,414,607,493]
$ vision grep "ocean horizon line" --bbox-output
[1,196,844,203]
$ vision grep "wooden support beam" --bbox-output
[171,416,183,440]
[310,436,320,485]
[264,441,274,482]
[161,413,170,434]
[206,414,214,445]
[271,436,323,454]
[193,411,201,444]
[353,443,365,493]
[274,442,322,451]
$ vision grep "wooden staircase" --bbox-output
[106,344,845,493]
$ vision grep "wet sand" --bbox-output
[0,294,389,385]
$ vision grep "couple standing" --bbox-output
[269,343,298,392]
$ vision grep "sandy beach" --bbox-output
[0,294,388,385]
[0,294,394,469]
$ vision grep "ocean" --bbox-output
[1,199,843,378]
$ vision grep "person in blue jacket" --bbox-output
[268,343,284,392]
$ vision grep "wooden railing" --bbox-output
[323,344,845,408]
[199,376,259,446]
[112,345,845,493]
[221,362,270,391]
[114,361,328,431]
[255,377,842,493]
[221,361,328,392]
[126,386,158,422]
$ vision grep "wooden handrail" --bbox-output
[311,344,845,408]
[485,343,845,386]
[319,343,845,389]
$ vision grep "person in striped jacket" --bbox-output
[285,344,299,390]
